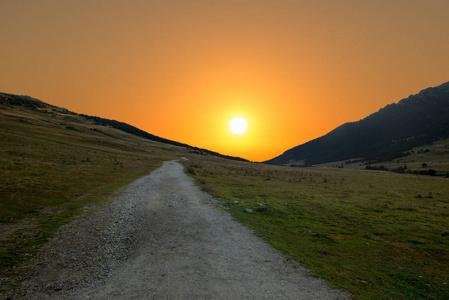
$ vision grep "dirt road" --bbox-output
[7,161,349,299]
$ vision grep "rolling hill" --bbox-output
[0,92,247,162]
[266,81,449,166]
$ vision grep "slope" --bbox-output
[0,93,247,162]
[266,81,449,166]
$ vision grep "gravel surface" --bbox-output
[3,161,349,299]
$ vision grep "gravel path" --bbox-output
[5,161,349,299]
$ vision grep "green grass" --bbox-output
[184,158,449,299]
[0,103,186,278]
[3,99,449,298]
[323,138,449,176]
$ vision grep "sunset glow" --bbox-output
[1,1,449,161]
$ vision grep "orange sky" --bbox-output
[2,0,449,162]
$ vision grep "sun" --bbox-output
[229,117,248,134]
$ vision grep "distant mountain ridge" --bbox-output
[0,92,248,162]
[266,81,449,166]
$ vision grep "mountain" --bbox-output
[266,81,449,166]
[0,92,248,162]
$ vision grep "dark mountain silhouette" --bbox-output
[0,92,248,162]
[266,81,449,166]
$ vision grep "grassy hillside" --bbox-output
[0,92,248,162]
[184,158,449,299]
[0,100,187,278]
[268,81,449,166]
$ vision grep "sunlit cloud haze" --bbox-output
[2,0,449,161]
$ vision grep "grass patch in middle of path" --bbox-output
[184,158,449,299]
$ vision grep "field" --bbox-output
[2,100,449,298]
[184,157,449,299]
[0,103,185,279]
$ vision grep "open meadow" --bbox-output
[2,100,449,299]
[184,157,449,299]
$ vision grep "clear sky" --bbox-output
[2,0,449,162]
